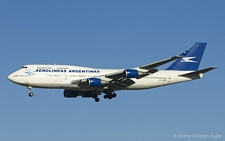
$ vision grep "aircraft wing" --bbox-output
[105,71,136,90]
[71,71,135,90]
[139,56,181,70]
[71,55,181,90]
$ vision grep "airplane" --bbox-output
[8,43,217,102]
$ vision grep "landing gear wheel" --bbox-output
[104,95,108,99]
[29,92,34,97]
[112,93,117,98]
[108,95,112,99]
[27,86,33,97]
[95,98,100,102]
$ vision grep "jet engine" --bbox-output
[87,78,107,87]
[64,90,98,98]
[123,69,147,78]
[64,90,78,98]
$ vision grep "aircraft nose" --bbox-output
[8,73,14,82]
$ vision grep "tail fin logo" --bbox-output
[181,57,197,63]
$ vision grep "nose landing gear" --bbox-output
[27,86,34,97]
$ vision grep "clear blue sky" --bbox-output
[0,1,224,140]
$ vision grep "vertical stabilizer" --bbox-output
[166,43,206,70]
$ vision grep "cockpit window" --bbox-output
[21,66,27,68]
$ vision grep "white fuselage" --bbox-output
[8,64,201,91]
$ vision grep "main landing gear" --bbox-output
[92,94,100,102]
[103,89,117,100]
[91,90,117,102]
[95,97,100,102]
[92,91,117,102]
[103,92,117,99]
[27,86,34,97]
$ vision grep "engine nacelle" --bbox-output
[124,69,147,78]
[64,90,97,98]
[87,78,107,87]
[64,90,78,98]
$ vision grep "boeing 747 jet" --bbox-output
[8,43,217,102]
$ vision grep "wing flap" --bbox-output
[109,78,135,90]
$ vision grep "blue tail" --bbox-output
[166,43,206,71]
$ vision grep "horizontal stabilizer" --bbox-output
[179,66,217,77]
